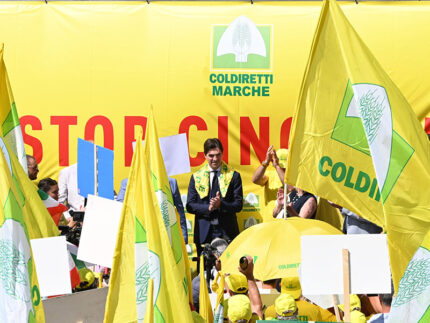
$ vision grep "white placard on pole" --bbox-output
[301,234,391,295]
[77,194,123,268]
[132,133,191,176]
[31,236,71,297]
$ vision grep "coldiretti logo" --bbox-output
[212,16,271,70]
[210,16,274,97]
[329,81,414,202]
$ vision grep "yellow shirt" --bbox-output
[261,168,283,221]
[318,307,337,322]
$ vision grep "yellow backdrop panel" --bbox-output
[0,1,429,231]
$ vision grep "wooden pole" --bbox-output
[343,248,351,322]
[332,295,341,322]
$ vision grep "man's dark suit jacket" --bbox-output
[186,171,243,249]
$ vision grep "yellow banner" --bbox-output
[0,2,429,230]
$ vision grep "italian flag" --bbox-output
[37,189,68,225]
[67,242,85,289]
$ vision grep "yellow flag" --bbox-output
[212,272,225,323]
[199,256,214,323]
[0,136,46,322]
[104,128,141,322]
[143,108,191,299]
[315,198,343,232]
[143,279,154,323]
[143,109,185,266]
[286,0,430,292]
[105,128,193,322]
[176,209,193,305]
[0,44,27,171]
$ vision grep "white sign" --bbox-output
[30,236,71,297]
[133,133,191,176]
[77,194,123,268]
[301,234,391,295]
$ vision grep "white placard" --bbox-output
[30,236,71,297]
[159,133,191,176]
[77,194,123,268]
[301,234,391,295]
[132,133,191,176]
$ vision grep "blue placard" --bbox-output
[97,145,114,200]
[77,138,95,198]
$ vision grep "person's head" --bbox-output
[225,273,248,296]
[204,138,223,170]
[281,276,302,300]
[210,237,228,257]
[75,268,97,291]
[275,294,298,320]
[38,178,59,201]
[276,149,288,169]
[338,294,361,314]
[227,294,252,323]
[26,155,39,180]
[379,293,393,307]
[379,283,394,312]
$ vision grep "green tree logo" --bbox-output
[331,81,414,202]
[212,16,271,70]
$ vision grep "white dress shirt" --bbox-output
[58,163,85,214]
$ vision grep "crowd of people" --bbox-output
[28,136,393,322]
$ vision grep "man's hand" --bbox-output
[262,145,274,167]
[67,217,77,228]
[238,255,254,280]
[276,188,284,207]
[272,149,280,167]
[209,191,221,211]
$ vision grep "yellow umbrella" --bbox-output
[220,218,342,281]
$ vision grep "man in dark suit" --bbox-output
[186,138,243,255]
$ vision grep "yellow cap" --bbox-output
[338,294,361,312]
[226,273,248,294]
[277,149,288,169]
[228,295,252,323]
[275,294,297,317]
[350,310,366,323]
[281,276,301,300]
[76,268,95,290]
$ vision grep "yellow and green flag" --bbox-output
[212,272,225,323]
[143,110,188,288]
[176,209,193,305]
[389,230,430,322]
[0,136,45,322]
[286,0,430,292]
[0,44,27,172]
[199,255,214,323]
[105,125,193,322]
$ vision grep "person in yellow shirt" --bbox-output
[252,146,289,221]
[338,294,367,323]
[224,256,264,322]
[265,276,337,322]
[273,294,299,321]
[227,294,262,323]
